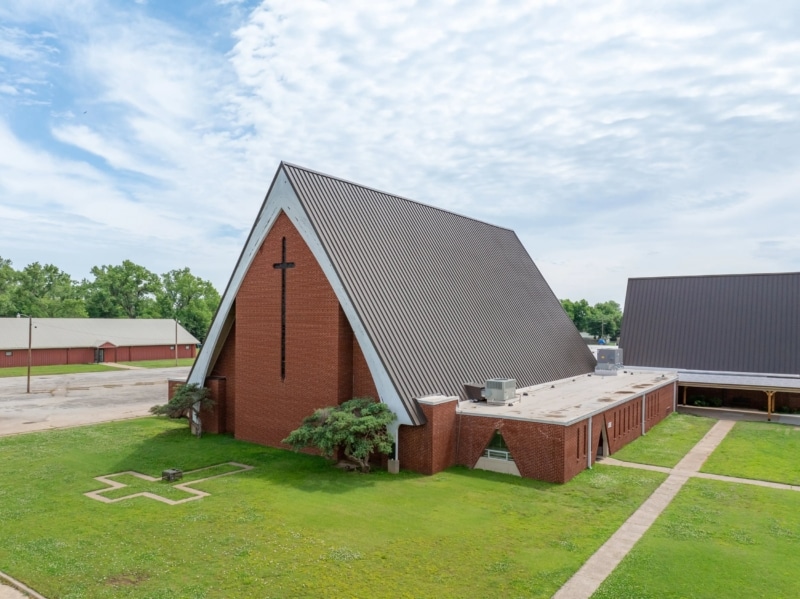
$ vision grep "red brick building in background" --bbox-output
[1,318,198,367]
[185,163,675,483]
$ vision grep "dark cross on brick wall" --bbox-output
[273,237,295,380]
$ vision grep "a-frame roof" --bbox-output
[620,272,800,375]
[191,163,596,425]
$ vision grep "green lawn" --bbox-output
[592,478,800,598]
[118,358,195,368]
[701,421,800,485]
[0,418,666,599]
[0,363,121,378]
[612,413,716,468]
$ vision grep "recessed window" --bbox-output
[184,345,189,349]
[483,430,514,462]
[4,351,12,357]
[170,346,175,350]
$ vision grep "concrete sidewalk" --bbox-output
[553,419,736,599]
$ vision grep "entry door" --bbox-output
[95,348,105,363]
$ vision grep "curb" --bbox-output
[0,571,48,599]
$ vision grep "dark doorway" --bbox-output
[596,422,609,460]
[95,348,104,363]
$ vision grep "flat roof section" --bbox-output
[457,370,677,426]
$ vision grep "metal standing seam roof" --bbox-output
[620,273,800,375]
[281,163,597,412]
[0,318,199,350]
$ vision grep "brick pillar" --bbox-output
[398,395,458,475]
[201,376,227,434]
[167,379,184,400]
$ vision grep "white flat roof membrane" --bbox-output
[457,370,677,426]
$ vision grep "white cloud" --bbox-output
[1,0,799,304]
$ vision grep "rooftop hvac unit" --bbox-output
[597,348,623,366]
[482,378,516,405]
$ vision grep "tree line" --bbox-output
[560,298,623,341]
[0,257,220,342]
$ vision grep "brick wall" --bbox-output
[644,382,675,432]
[209,322,236,434]
[455,381,677,484]
[202,376,227,434]
[353,338,379,399]
[233,211,355,448]
[456,416,569,483]
[398,399,457,474]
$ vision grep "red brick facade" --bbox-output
[432,380,675,484]
[205,211,378,449]
[398,399,458,475]
[198,211,677,483]
[1,344,195,368]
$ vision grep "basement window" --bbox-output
[482,430,514,462]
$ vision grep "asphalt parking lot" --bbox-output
[0,367,191,436]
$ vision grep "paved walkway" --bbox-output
[553,419,736,599]
[0,367,190,437]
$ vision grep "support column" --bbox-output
[766,390,776,422]
[682,386,687,406]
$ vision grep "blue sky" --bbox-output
[1,0,799,305]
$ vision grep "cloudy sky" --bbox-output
[1,0,799,306]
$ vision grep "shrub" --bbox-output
[150,383,214,437]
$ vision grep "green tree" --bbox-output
[83,260,161,318]
[155,268,220,342]
[586,300,623,341]
[283,398,396,473]
[0,257,17,317]
[560,298,592,333]
[11,262,86,317]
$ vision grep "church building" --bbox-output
[185,163,675,483]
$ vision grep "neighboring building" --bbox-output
[0,318,198,367]
[185,162,675,483]
[620,273,800,419]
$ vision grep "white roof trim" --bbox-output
[189,168,414,426]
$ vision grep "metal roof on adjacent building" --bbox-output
[0,318,200,351]
[620,273,800,375]
[192,163,597,425]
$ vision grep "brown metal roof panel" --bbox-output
[283,163,596,404]
[621,273,800,375]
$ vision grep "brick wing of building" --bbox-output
[188,162,676,483]
[0,318,198,366]
[620,273,800,421]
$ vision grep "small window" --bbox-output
[184,345,190,349]
[170,346,175,350]
[483,430,514,462]
[5,351,12,356]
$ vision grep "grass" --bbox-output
[701,420,800,485]
[0,418,666,599]
[0,363,121,378]
[118,358,195,368]
[612,413,716,468]
[592,478,800,598]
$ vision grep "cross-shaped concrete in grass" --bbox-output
[84,462,253,505]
